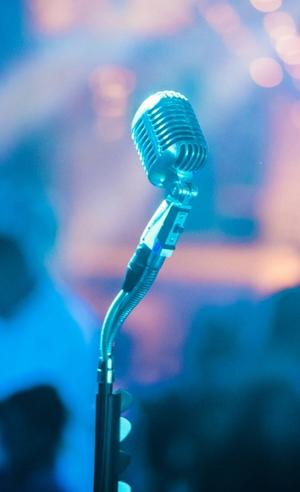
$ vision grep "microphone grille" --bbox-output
[131,91,208,187]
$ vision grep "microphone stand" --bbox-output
[93,182,198,492]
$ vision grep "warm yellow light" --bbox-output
[276,35,300,65]
[90,66,136,100]
[249,0,282,13]
[68,243,300,295]
[249,57,283,88]
[89,65,136,140]
[264,11,296,41]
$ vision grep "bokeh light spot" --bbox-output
[249,57,283,88]
[249,0,282,13]
[89,65,136,141]
[276,35,300,65]
[28,0,78,33]
[203,2,241,36]
[90,66,136,101]
[264,12,296,41]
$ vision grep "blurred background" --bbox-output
[1,0,300,491]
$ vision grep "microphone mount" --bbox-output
[167,179,198,204]
[93,90,208,492]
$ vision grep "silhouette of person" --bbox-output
[200,379,300,492]
[0,385,67,492]
[0,179,99,492]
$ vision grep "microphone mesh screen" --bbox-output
[131,91,208,186]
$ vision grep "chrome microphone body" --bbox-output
[131,90,208,191]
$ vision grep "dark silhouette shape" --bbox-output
[0,234,36,318]
[268,286,300,357]
[0,385,67,492]
[200,380,300,492]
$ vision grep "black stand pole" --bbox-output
[93,357,122,492]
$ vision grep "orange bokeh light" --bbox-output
[28,0,78,33]
[90,66,136,100]
[89,65,136,141]
[249,57,283,88]
[68,243,300,295]
[249,0,282,13]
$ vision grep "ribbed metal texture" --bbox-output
[131,91,208,187]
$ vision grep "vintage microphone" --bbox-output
[93,90,208,492]
[132,90,207,189]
